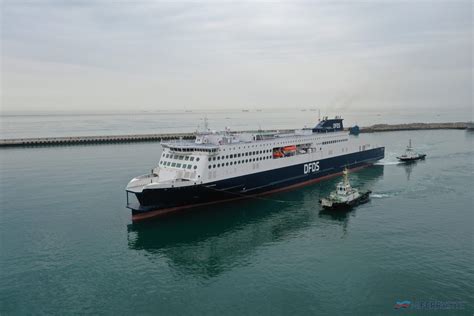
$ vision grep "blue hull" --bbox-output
[129,147,384,220]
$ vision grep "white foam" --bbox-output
[374,161,401,166]
[371,193,392,198]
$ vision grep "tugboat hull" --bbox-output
[319,190,372,210]
[397,154,426,162]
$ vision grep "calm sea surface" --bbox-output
[0,127,473,314]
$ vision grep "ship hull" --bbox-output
[128,147,384,221]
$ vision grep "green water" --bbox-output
[1,130,473,315]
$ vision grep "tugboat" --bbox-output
[396,139,426,162]
[319,168,372,210]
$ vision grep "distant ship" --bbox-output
[242,109,250,112]
[466,122,474,131]
[126,116,385,221]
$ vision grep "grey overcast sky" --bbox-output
[1,0,472,113]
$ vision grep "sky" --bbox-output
[1,0,472,114]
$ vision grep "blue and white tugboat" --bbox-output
[126,116,385,221]
[397,139,426,162]
[319,168,371,210]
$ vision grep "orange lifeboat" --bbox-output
[273,151,284,158]
[282,145,296,152]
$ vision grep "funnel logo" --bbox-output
[394,300,411,309]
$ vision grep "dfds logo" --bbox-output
[304,161,320,174]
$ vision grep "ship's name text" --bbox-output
[304,161,320,174]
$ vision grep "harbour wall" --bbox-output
[0,122,469,148]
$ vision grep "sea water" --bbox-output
[0,127,473,314]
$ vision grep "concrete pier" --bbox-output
[0,122,469,148]
[0,133,196,148]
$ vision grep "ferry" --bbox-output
[126,116,385,221]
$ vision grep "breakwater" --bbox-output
[360,122,468,133]
[0,122,469,148]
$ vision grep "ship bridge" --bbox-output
[161,140,219,154]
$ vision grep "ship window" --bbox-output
[208,165,211,169]
[230,161,233,165]
[178,156,184,160]
[213,164,216,168]
[246,159,248,163]
[190,157,195,161]
[193,166,197,169]
[226,155,229,159]
[226,162,229,166]
[176,163,181,168]
[196,157,200,162]
[230,154,234,158]
[166,162,171,166]
[185,156,189,161]
[182,164,187,169]
[187,165,192,169]
[171,162,176,167]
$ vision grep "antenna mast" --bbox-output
[203,116,209,131]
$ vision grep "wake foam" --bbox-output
[374,161,401,166]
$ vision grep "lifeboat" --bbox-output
[273,151,284,158]
[282,145,296,153]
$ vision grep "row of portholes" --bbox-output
[208,156,272,169]
[209,149,272,161]
[322,139,348,145]
[220,137,324,152]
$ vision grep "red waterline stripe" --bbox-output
[132,163,371,222]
